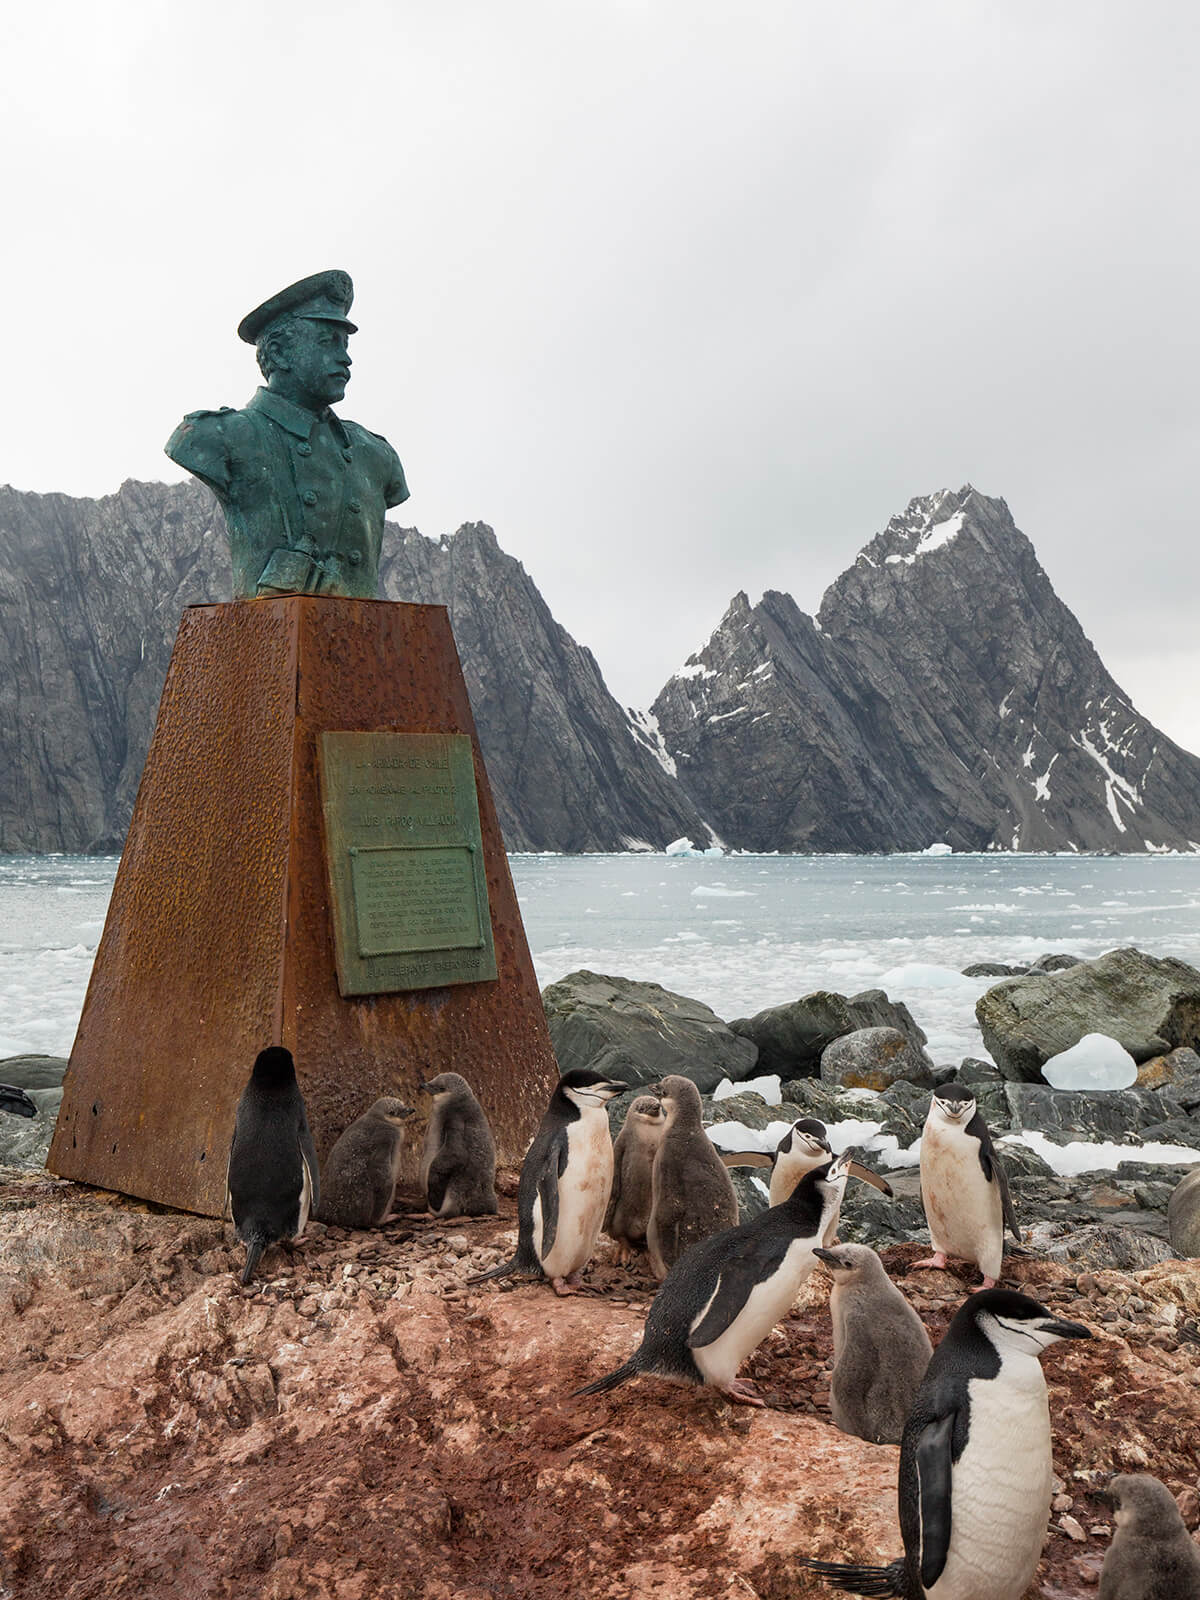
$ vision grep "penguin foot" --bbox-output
[913,1252,948,1270]
[720,1380,766,1407]
[980,1276,999,1290]
[552,1274,583,1296]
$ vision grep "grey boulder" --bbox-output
[820,1027,935,1092]
[976,947,1200,1083]
[542,970,757,1094]
[729,988,931,1079]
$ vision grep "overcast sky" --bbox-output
[5,3,1198,749]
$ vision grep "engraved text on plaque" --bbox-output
[319,732,497,995]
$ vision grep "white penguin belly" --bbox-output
[921,1127,1003,1278]
[691,1239,815,1389]
[540,1109,613,1280]
[927,1363,1052,1600]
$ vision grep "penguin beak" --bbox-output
[812,1247,839,1264]
[844,1159,893,1197]
[1039,1316,1093,1341]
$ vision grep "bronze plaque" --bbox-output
[319,731,497,994]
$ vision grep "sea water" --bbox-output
[3,851,1200,1067]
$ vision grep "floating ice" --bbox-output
[712,1074,782,1105]
[923,842,953,856]
[880,962,981,992]
[692,884,756,899]
[665,837,702,857]
[1041,1032,1139,1091]
[1000,1130,1199,1175]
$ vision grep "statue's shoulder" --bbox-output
[166,405,258,492]
[343,418,398,455]
[343,420,409,507]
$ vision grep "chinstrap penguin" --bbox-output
[317,1095,414,1229]
[419,1071,498,1217]
[799,1287,1092,1600]
[646,1074,739,1280]
[605,1094,666,1263]
[814,1243,933,1445]
[467,1067,624,1295]
[226,1046,320,1286]
[916,1083,1019,1288]
[1099,1473,1200,1600]
[0,1085,37,1117]
[575,1151,891,1407]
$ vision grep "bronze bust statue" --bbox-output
[166,270,408,600]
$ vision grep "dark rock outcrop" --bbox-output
[0,484,716,854]
[541,969,758,1093]
[730,989,931,1079]
[652,486,1200,852]
[977,947,1200,1083]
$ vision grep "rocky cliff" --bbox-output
[652,487,1200,852]
[0,483,715,854]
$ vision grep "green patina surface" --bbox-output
[166,270,408,600]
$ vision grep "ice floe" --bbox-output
[1041,1032,1139,1091]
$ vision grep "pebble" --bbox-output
[1059,1514,1086,1542]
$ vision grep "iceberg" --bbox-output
[1042,1032,1139,1091]
[923,842,953,856]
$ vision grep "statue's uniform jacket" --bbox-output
[165,387,409,600]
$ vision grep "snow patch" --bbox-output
[885,511,966,567]
[999,1130,1200,1176]
[625,706,678,779]
[713,1074,782,1106]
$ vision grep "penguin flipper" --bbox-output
[969,1113,1020,1239]
[298,1107,320,1214]
[686,1232,792,1349]
[533,1125,569,1259]
[913,1410,955,1589]
[793,1556,908,1597]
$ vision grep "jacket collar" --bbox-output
[248,387,349,444]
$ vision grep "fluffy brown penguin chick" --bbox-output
[605,1093,666,1263]
[1100,1474,1200,1600]
[317,1096,414,1229]
[646,1075,739,1280]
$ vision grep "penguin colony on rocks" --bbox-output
[216,1048,1195,1596]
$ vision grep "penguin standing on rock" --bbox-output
[605,1094,666,1263]
[916,1084,1019,1288]
[467,1068,625,1296]
[574,1151,892,1407]
[418,1072,498,1218]
[1099,1474,1200,1600]
[815,1243,933,1445]
[799,1287,1092,1600]
[227,1046,319,1286]
[646,1075,739,1279]
[317,1096,414,1229]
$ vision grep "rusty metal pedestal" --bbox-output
[48,597,558,1217]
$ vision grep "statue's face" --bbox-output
[283,320,353,405]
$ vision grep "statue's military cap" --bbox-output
[238,270,357,344]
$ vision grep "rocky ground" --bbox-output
[1,1169,1197,1600]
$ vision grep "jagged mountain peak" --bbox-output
[653,490,1200,853]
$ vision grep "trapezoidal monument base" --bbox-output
[48,596,558,1217]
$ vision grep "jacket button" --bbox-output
[347,499,362,514]
[296,443,312,456]
[303,490,318,506]
[348,551,362,566]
